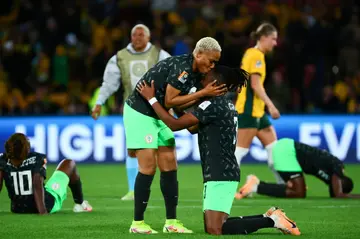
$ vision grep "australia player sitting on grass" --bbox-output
[236,138,359,199]
[0,133,92,214]
[136,65,301,236]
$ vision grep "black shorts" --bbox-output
[11,190,55,214]
[277,171,304,182]
[45,190,55,212]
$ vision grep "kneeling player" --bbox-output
[236,138,359,199]
[135,66,300,235]
[0,133,93,214]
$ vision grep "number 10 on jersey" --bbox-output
[10,170,33,195]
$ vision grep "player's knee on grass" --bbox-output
[136,149,157,175]
[205,220,223,235]
[204,210,228,235]
[287,178,306,198]
[157,146,177,172]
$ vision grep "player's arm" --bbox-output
[165,82,225,109]
[33,173,48,214]
[174,99,199,112]
[91,55,121,119]
[244,54,279,119]
[331,175,360,199]
[173,107,199,134]
[97,55,121,105]
[187,124,199,134]
[172,107,199,134]
[138,81,199,130]
[249,74,278,112]
[152,102,199,131]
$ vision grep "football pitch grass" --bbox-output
[1,164,360,239]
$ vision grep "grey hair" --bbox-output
[131,24,150,37]
[193,37,221,55]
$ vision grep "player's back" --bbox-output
[0,152,47,213]
[235,48,266,117]
[126,53,202,118]
[294,141,345,184]
[194,96,240,182]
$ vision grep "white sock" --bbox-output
[265,141,285,184]
[235,147,249,166]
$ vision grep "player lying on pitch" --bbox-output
[236,138,359,199]
[0,133,92,214]
[135,65,300,235]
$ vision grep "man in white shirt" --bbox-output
[91,24,171,200]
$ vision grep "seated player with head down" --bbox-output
[0,133,92,214]
[135,66,301,236]
[236,138,359,199]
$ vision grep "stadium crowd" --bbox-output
[0,0,359,116]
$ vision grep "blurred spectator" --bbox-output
[319,85,345,113]
[267,70,291,113]
[151,0,177,12]
[26,84,60,115]
[0,0,359,116]
[53,45,69,87]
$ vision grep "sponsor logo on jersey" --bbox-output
[199,101,211,110]
[188,87,197,94]
[178,71,189,84]
[21,156,36,167]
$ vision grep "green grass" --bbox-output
[1,164,360,239]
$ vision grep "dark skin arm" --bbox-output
[138,81,200,131]
[33,173,48,214]
[152,103,199,131]
[165,82,226,109]
[187,124,199,134]
[173,107,199,134]
[331,174,360,198]
[174,99,199,112]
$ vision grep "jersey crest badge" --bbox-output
[145,134,153,144]
[178,71,189,84]
[228,103,235,110]
[52,183,60,190]
[255,60,262,68]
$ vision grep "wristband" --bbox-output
[149,97,157,105]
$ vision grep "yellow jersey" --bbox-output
[235,47,266,117]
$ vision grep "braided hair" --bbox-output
[5,133,30,162]
[212,65,249,92]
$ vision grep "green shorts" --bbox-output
[45,171,70,213]
[237,113,271,130]
[273,138,302,172]
[123,103,175,149]
[203,181,238,214]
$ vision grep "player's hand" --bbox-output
[136,80,155,100]
[91,105,102,120]
[268,106,280,119]
[38,210,48,215]
[201,80,228,97]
